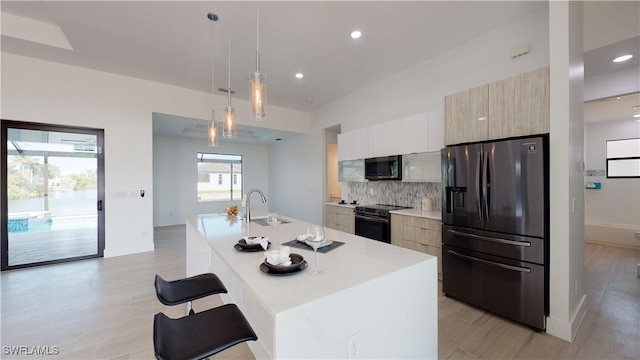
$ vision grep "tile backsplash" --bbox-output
[347,181,441,210]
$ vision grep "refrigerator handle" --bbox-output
[475,149,482,222]
[483,148,490,222]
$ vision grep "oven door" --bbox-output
[354,212,390,243]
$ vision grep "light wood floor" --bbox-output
[1,226,638,359]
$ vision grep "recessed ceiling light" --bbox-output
[612,54,633,63]
[306,97,313,102]
[295,73,304,79]
[633,114,640,118]
[350,30,362,39]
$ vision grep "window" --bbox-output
[606,138,640,178]
[197,153,243,202]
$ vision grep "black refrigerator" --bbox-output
[441,135,549,330]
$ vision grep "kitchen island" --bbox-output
[186,213,437,359]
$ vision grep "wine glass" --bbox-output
[266,212,281,241]
[306,224,325,276]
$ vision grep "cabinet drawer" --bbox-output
[403,240,442,274]
[403,226,441,248]
[405,216,440,230]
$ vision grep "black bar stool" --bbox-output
[153,304,258,360]
[154,273,227,315]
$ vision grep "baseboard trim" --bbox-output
[546,293,588,342]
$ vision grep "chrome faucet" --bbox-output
[244,188,267,223]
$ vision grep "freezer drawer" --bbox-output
[442,245,546,330]
[442,224,545,265]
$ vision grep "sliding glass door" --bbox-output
[1,121,105,270]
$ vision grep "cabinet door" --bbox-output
[488,76,518,140]
[390,214,404,247]
[427,109,444,151]
[351,128,369,160]
[369,119,402,157]
[517,67,549,134]
[401,112,429,154]
[489,67,550,139]
[337,133,351,161]
[445,85,489,145]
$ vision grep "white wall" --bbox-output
[585,119,640,247]
[546,1,586,342]
[1,53,308,257]
[270,7,549,224]
[153,136,270,226]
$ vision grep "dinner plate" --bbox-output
[234,238,271,252]
[260,253,307,275]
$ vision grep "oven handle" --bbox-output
[355,213,390,224]
[448,229,531,247]
[448,250,531,273]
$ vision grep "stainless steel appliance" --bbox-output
[355,204,410,243]
[441,135,549,330]
[365,156,402,180]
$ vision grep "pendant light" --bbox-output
[223,5,236,138]
[250,1,266,121]
[207,13,219,147]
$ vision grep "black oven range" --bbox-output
[354,204,411,243]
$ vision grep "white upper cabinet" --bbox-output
[369,118,403,158]
[427,110,444,152]
[338,108,444,161]
[401,112,429,154]
[338,128,369,161]
[351,127,369,160]
[401,110,444,154]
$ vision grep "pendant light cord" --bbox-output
[228,3,232,106]
[256,1,260,53]
[211,16,215,110]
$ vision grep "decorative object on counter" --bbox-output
[225,214,238,226]
[282,239,346,254]
[260,254,307,276]
[265,246,292,266]
[306,225,326,276]
[338,199,347,204]
[421,197,433,211]
[235,236,270,252]
[226,205,239,216]
[350,200,358,205]
[267,212,282,241]
[206,12,219,147]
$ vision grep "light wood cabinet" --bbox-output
[489,67,549,139]
[445,67,549,146]
[325,204,355,234]
[391,213,442,277]
[445,85,489,145]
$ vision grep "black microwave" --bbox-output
[365,155,402,180]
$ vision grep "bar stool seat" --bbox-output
[154,273,227,314]
[153,303,258,360]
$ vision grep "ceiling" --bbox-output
[2,1,639,142]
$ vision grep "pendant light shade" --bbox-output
[207,13,219,147]
[223,5,237,138]
[251,1,266,121]
[208,110,219,147]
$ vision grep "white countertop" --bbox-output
[390,208,442,220]
[189,213,434,314]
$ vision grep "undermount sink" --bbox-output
[251,218,290,226]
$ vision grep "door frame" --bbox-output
[1,119,105,270]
